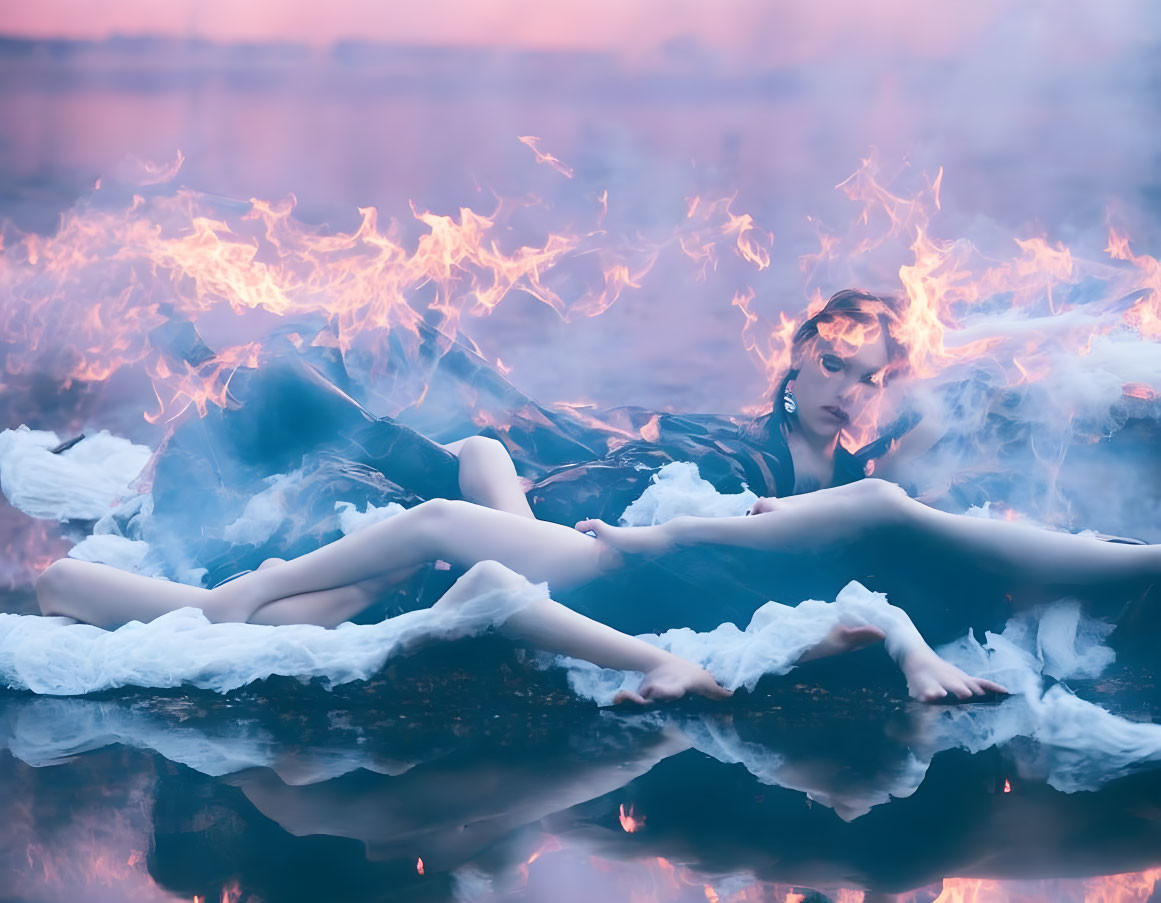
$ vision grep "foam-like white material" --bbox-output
[619,461,757,525]
[0,426,151,521]
[0,574,547,695]
[335,499,406,535]
[222,471,305,545]
[0,421,412,583]
[560,580,924,704]
[66,534,161,575]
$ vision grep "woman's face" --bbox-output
[788,327,891,442]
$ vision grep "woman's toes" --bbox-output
[917,683,948,702]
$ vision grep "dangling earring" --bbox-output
[782,385,797,414]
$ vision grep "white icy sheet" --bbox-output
[0,575,547,695]
[0,418,410,582]
[0,426,151,521]
[561,580,898,704]
[220,473,405,545]
[335,499,406,535]
[619,460,757,525]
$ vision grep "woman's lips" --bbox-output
[821,405,850,424]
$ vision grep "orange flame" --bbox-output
[619,803,646,833]
[682,194,773,274]
[1107,228,1161,340]
[929,868,1161,903]
[733,156,1161,458]
[515,835,563,885]
[1,152,781,435]
[1123,382,1157,401]
[0,504,73,591]
[517,135,575,178]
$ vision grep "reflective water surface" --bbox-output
[4,643,1161,903]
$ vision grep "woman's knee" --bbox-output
[462,559,523,591]
[413,497,473,520]
[435,560,525,611]
[405,497,470,537]
[852,478,913,527]
[456,435,509,464]
[35,558,83,615]
[456,436,519,498]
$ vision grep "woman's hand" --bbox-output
[747,497,781,516]
[900,649,1008,703]
[573,519,678,557]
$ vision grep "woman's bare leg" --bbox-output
[210,499,613,623]
[447,562,1002,704]
[253,559,730,702]
[37,559,213,628]
[443,436,534,518]
[246,563,416,627]
[34,556,413,630]
[900,499,1161,589]
[35,501,611,629]
[429,561,729,702]
[580,478,1161,592]
[231,551,754,705]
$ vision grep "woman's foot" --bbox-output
[613,660,733,706]
[574,518,676,558]
[901,649,1008,703]
[796,624,886,663]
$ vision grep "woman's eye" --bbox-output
[861,373,881,387]
[820,353,845,373]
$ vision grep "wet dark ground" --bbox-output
[5,635,1161,903]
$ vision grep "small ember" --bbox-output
[619,803,646,833]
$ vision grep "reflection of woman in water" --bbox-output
[134,702,1161,902]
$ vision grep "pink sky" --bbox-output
[2,1,1148,68]
[0,0,1010,60]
